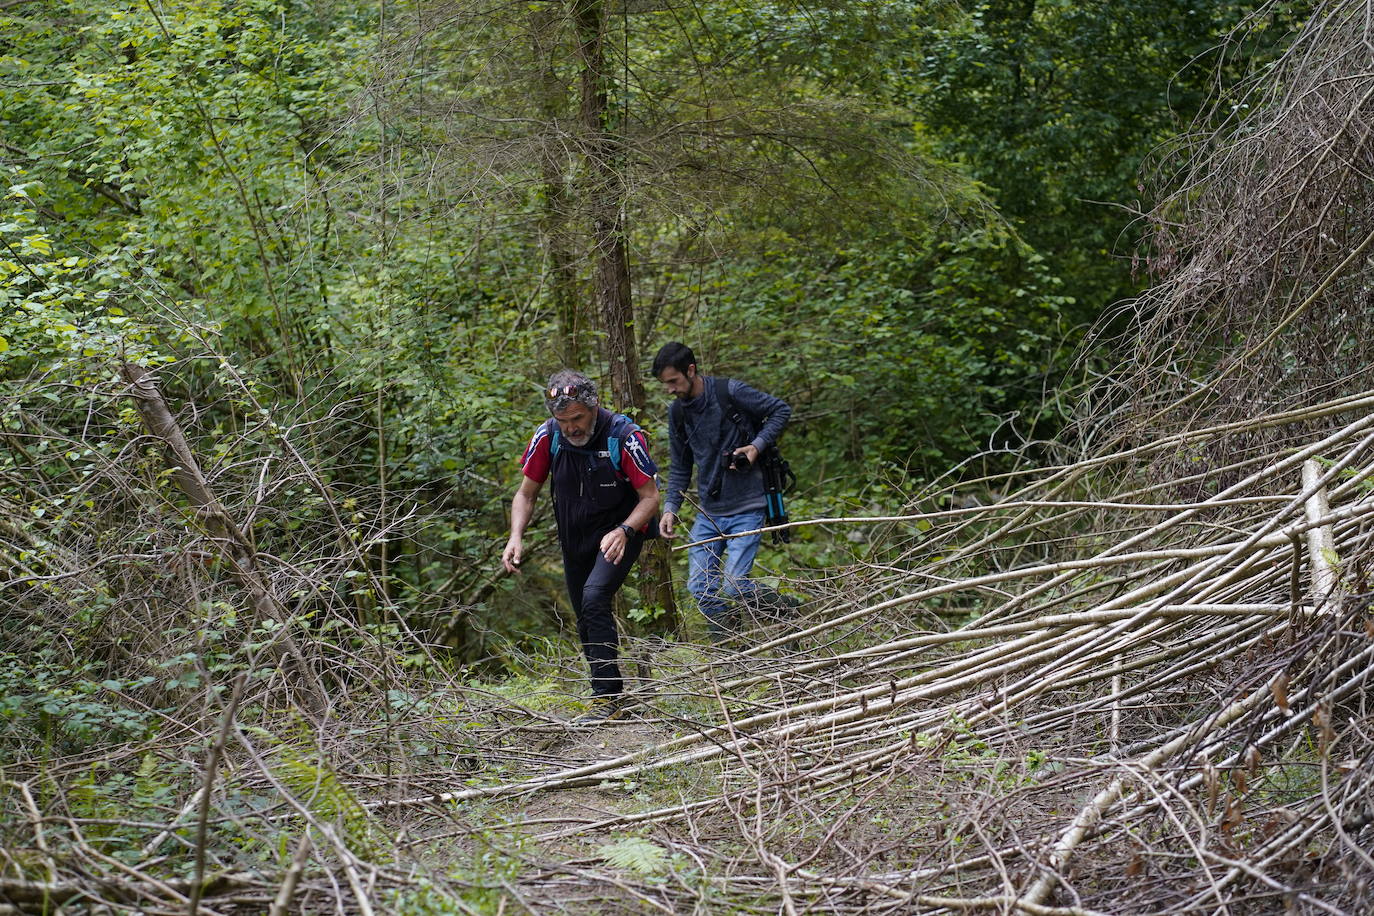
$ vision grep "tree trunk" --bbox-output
[532,8,585,368]
[120,363,327,709]
[572,0,644,409]
[571,0,678,637]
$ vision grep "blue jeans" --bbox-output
[687,510,766,636]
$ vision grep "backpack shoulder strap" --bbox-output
[713,377,754,436]
[546,417,562,457]
[605,412,642,475]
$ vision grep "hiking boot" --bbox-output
[752,588,802,625]
[573,694,632,725]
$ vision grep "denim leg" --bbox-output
[687,511,766,636]
[717,511,765,608]
[687,514,730,634]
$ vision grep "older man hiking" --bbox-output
[501,370,660,722]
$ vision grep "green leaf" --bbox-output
[598,837,668,875]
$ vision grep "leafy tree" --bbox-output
[914,0,1308,317]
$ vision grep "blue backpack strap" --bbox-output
[547,413,640,476]
[605,413,642,476]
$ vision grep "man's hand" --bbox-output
[599,527,630,565]
[659,511,679,540]
[735,444,760,466]
[501,536,525,574]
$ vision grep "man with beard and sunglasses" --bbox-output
[501,370,660,723]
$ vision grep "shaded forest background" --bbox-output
[20,2,1374,915]
[0,0,1304,661]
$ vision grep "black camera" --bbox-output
[725,450,751,472]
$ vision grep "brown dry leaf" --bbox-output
[1246,744,1262,778]
[1221,797,1245,835]
[1271,673,1290,714]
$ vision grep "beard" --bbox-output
[564,430,592,447]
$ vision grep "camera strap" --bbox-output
[714,378,794,542]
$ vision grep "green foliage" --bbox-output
[687,218,1072,475]
[387,880,476,915]
[447,830,529,911]
[597,835,670,876]
[0,172,172,375]
[913,0,1307,314]
[0,0,1303,718]
[268,733,383,860]
[0,647,156,750]
[62,753,187,863]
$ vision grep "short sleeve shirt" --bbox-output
[520,416,657,489]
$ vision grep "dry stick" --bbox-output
[911,896,1112,916]
[232,728,379,916]
[1194,634,1374,797]
[769,543,1357,900]
[926,390,1374,584]
[1032,418,1374,594]
[394,594,1229,811]
[671,495,1295,550]
[1128,765,1235,913]
[141,788,208,861]
[268,832,314,916]
[1301,458,1338,598]
[934,403,1374,635]
[960,617,1281,751]
[0,875,257,909]
[7,781,55,888]
[119,364,325,710]
[802,601,1297,895]
[747,520,1294,659]
[1019,682,1273,908]
[748,418,1374,659]
[832,608,1280,752]
[1320,756,1374,874]
[774,496,1364,703]
[1101,638,1374,910]
[188,672,247,916]
[993,431,1374,707]
[1132,220,1374,436]
[682,390,1374,587]
[187,341,419,654]
[384,505,1363,809]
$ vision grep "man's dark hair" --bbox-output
[651,342,695,378]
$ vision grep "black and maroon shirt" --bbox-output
[521,408,657,552]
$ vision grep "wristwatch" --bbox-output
[617,523,636,538]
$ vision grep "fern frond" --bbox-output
[597,837,668,876]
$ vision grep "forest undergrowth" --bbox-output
[6,0,1374,913]
[5,373,1374,915]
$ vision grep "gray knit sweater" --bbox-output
[663,377,791,517]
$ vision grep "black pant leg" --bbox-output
[562,535,643,697]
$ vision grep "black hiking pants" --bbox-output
[562,532,643,697]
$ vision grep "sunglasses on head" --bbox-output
[548,384,583,399]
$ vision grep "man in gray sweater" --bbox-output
[651,342,793,637]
